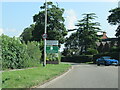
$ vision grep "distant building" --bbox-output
[96,32,118,53]
[101,32,108,39]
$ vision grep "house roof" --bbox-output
[101,32,108,39]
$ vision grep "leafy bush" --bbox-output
[26,41,42,67]
[109,52,119,60]
[0,35,1,88]
[85,48,98,55]
[46,53,59,61]
[109,46,120,52]
[1,35,29,69]
[1,35,42,70]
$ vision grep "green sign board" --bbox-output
[46,45,59,53]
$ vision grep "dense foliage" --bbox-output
[20,24,35,43]
[108,7,120,46]
[63,13,101,56]
[61,55,93,63]
[1,35,42,69]
[84,48,98,55]
[20,2,67,44]
[108,7,120,25]
[46,52,61,62]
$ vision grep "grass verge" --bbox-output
[85,62,94,64]
[2,64,71,88]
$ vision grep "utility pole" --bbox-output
[118,1,120,65]
[43,0,47,67]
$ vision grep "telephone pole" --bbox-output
[43,0,47,67]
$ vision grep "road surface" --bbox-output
[38,63,118,88]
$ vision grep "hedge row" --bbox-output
[1,35,42,70]
[62,52,119,64]
[61,55,93,63]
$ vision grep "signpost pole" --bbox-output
[43,0,47,67]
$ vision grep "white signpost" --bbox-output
[46,40,58,45]
[46,40,59,53]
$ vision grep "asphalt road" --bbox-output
[39,63,118,88]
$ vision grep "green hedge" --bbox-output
[85,48,98,55]
[1,35,42,70]
[61,55,93,63]
[26,41,42,67]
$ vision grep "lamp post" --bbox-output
[43,0,47,67]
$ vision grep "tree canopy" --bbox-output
[20,24,35,43]
[63,13,101,56]
[107,7,120,46]
[20,2,67,44]
[32,2,67,44]
[107,8,120,25]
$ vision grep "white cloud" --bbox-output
[64,9,78,38]
[97,32,103,35]
[0,28,3,35]
[4,28,17,32]
[1,28,22,37]
[65,9,77,29]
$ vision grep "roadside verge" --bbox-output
[2,64,71,88]
[36,64,73,88]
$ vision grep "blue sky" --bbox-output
[0,2,118,37]
[0,1,119,38]
[1,1,119,37]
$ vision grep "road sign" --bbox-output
[46,45,59,53]
[42,33,47,39]
[46,40,58,45]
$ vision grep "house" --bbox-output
[96,32,118,53]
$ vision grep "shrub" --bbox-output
[109,52,119,60]
[61,55,93,63]
[26,41,42,67]
[1,35,42,70]
[109,46,120,52]
[85,48,98,55]
[1,35,29,69]
[46,53,59,61]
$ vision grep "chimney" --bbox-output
[101,32,108,39]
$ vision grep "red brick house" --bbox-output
[96,32,118,53]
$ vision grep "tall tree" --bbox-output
[64,13,101,56]
[63,32,78,56]
[76,13,100,51]
[32,2,67,44]
[20,24,35,43]
[107,7,120,46]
